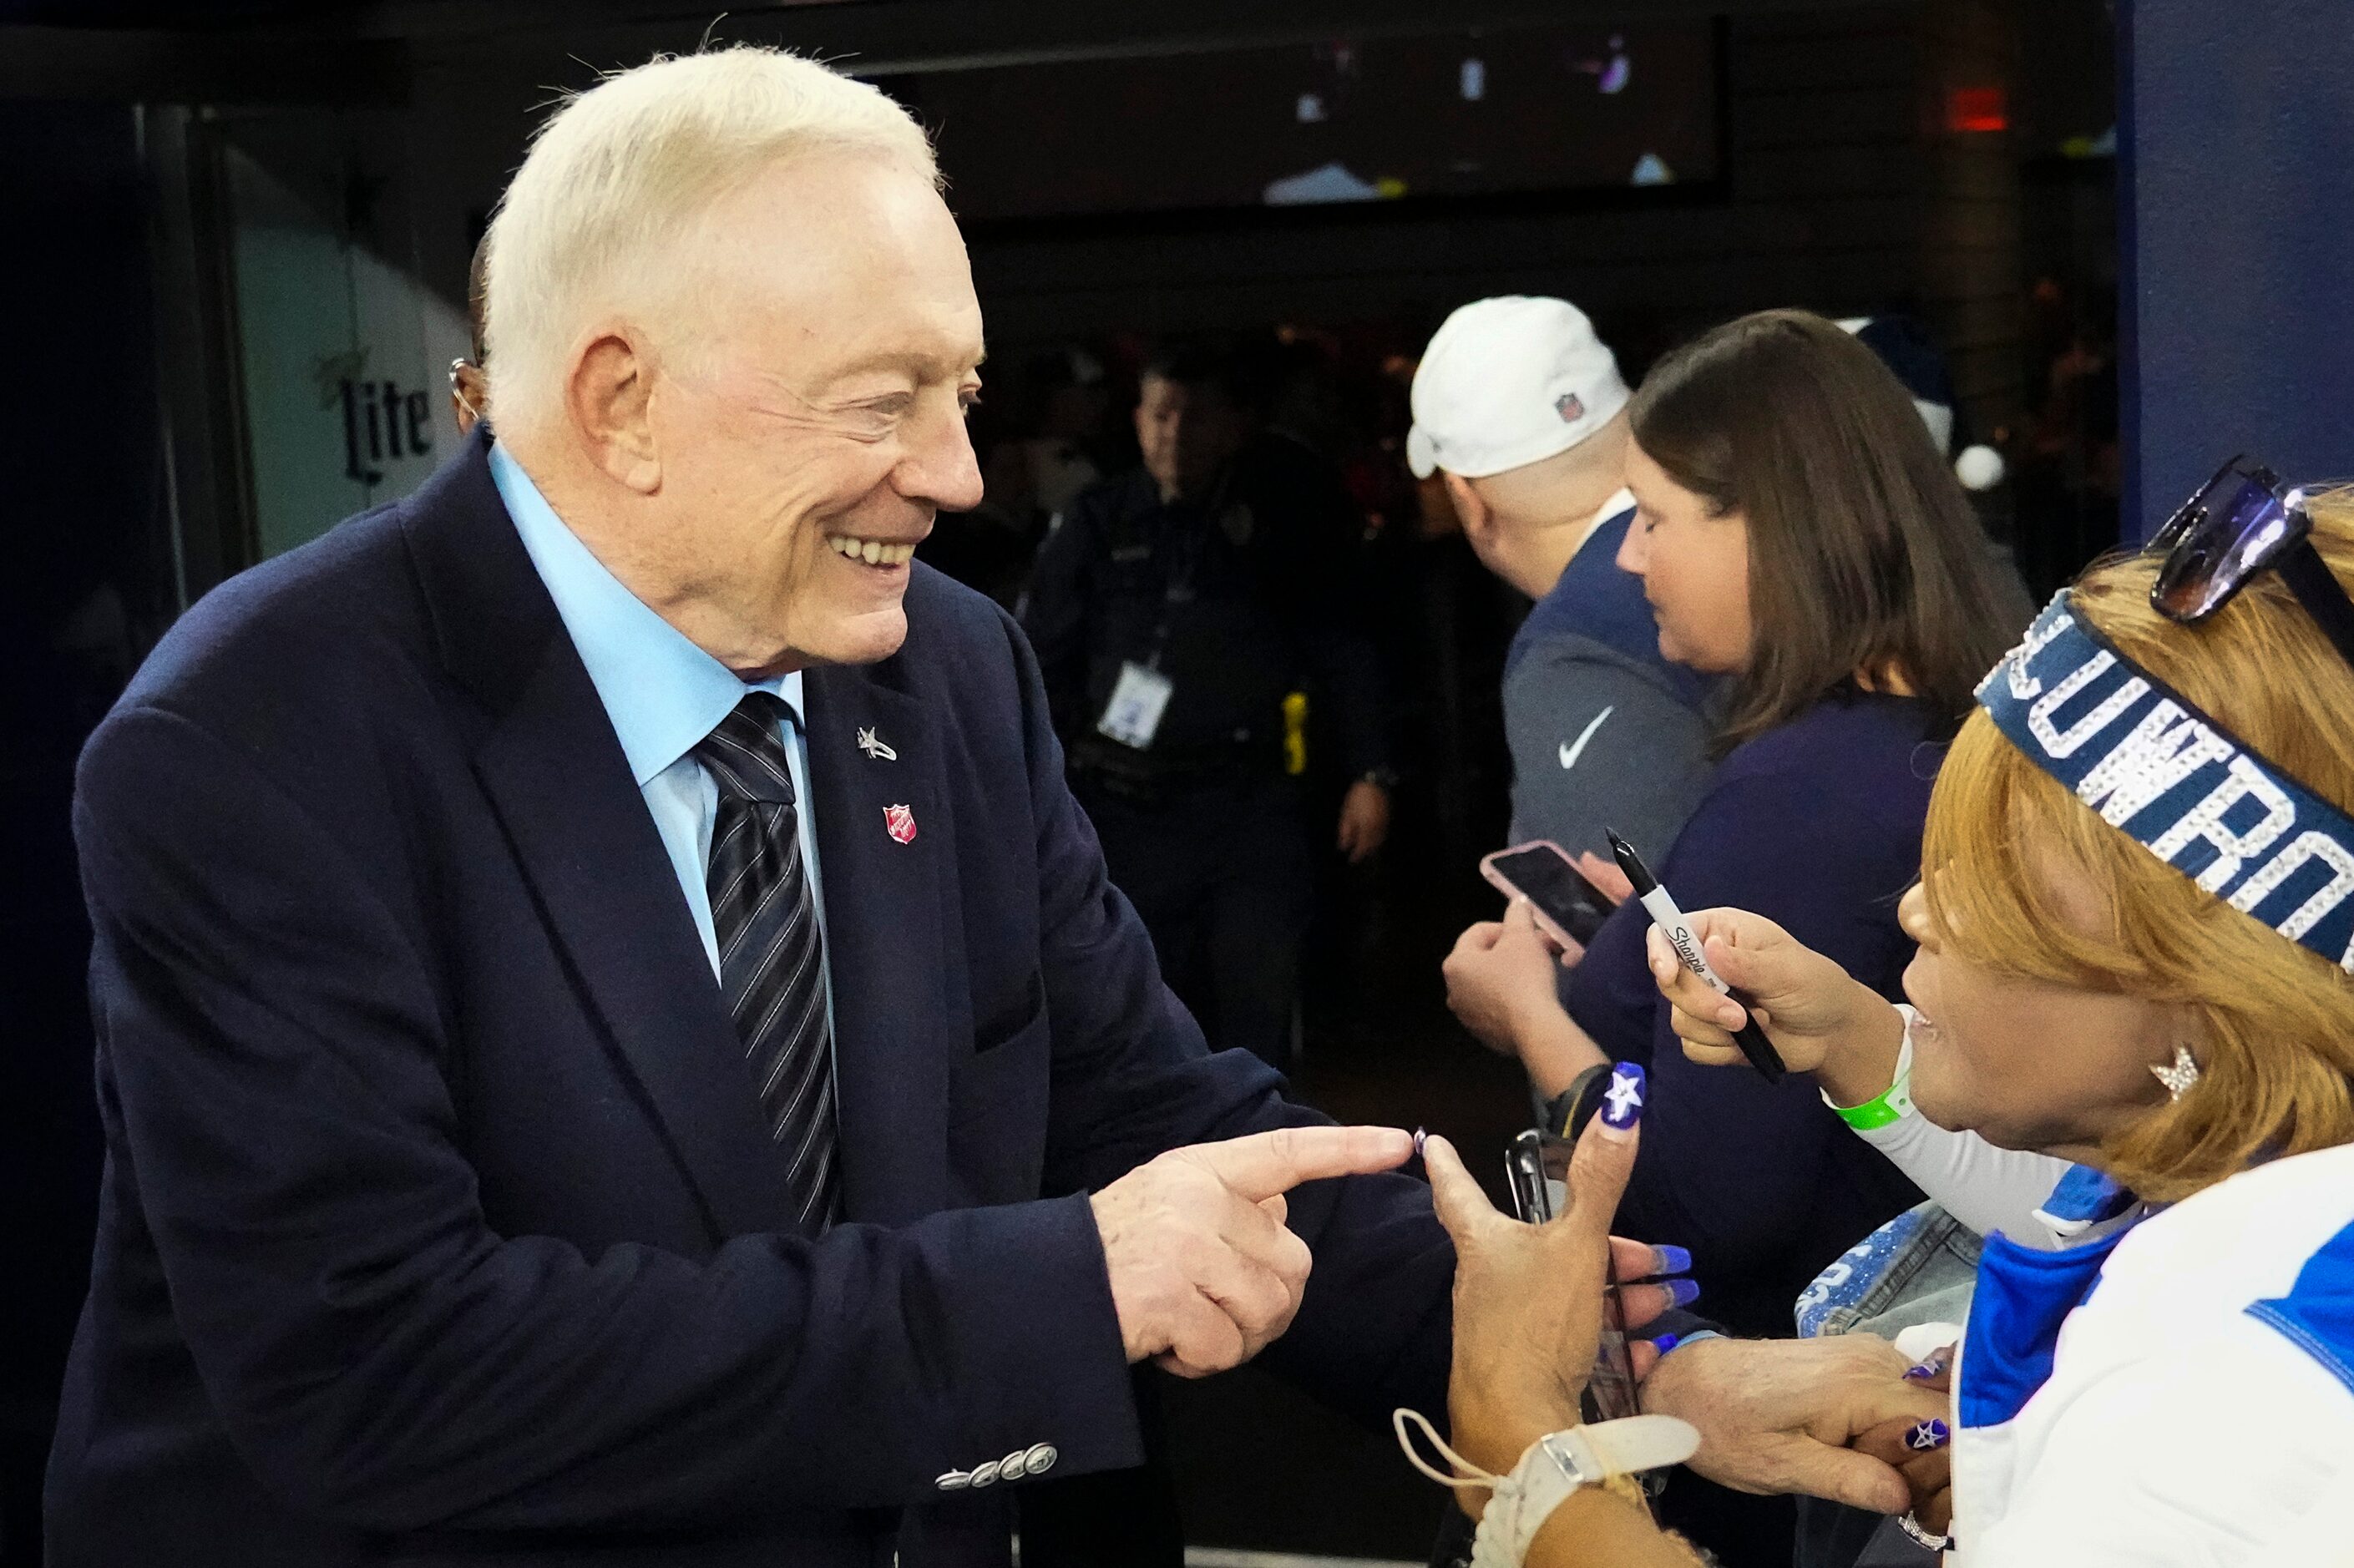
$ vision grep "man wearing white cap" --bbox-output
[1409,296,1715,869]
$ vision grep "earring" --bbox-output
[2150,1043,2201,1101]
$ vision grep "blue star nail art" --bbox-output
[1601,1061,1648,1130]
[1906,1418,1950,1452]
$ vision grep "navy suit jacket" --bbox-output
[47,439,1453,1566]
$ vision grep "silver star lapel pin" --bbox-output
[856,726,899,762]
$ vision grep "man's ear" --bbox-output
[1443,471,1491,537]
[448,360,489,438]
[567,329,662,493]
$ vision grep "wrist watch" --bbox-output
[1541,1062,1614,1140]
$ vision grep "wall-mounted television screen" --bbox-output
[872,21,1720,223]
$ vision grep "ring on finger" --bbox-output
[1896,1513,1952,1552]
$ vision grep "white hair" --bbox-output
[483,47,938,432]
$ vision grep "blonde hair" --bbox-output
[1923,489,2354,1201]
[483,47,938,432]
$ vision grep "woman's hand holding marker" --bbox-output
[1606,831,1790,1083]
[1643,907,1909,1109]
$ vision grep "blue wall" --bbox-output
[2122,0,2354,539]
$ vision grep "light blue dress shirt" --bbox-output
[489,443,833,1016]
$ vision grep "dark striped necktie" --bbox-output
[691,693,840,1234]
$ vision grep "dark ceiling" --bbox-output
[3,0,1871,103]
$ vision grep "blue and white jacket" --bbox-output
[1952,1142,2354,1564]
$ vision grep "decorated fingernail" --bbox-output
[1667,1277,1702,1308]
[1650,1333,1683,1355]
[1413,1126,1427,1156]
[1902,1347,1953,1381]
[1598,1061,1648,1136]
[1654,1244,1693,1276]
[1906,1419,1950,1452]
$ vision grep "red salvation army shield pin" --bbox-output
[883,803,919,845]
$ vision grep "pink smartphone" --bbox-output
[1480,839,1614,948]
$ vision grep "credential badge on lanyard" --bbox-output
[1097,661,1175,750]
[1095,479,1229,751]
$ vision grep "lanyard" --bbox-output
[1142,464,1237,671]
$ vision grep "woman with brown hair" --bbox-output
[1445,309,2022,1353]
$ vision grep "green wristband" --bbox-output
[1823,1010,1917,1131]
[1825,1072,1914,1130]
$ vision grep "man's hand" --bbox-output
[1091,1125,1414,1378]
[1335,780,1391,864]
[1445,900,1575,1052]
[1638,1334,1947,1513]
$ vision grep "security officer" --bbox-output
[1024,340,1394,1066]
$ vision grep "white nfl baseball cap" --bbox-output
[1406,296,1630,480]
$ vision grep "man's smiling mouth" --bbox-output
[828,534,916,567]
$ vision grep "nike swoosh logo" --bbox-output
[1558,706,1615,771]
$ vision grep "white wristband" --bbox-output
[1466,1438,1584,1567]
[1393,1409,1698,1568]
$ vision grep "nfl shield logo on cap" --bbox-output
[1406,296,1630,479]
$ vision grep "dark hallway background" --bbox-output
[0,99,175,1568]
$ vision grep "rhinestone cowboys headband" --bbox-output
[1977,590,2354,973]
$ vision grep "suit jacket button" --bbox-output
[999,1449,1029,1481]
[935,1469,972,1492]
[1024,1444,1058,1476]
[969,1459,1001,1488]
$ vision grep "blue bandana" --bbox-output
[1977,591,2354,973]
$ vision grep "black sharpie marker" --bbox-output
[1606,828,1787,1085]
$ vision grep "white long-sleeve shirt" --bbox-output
[1851,1007,2074,1246]
[1952,1141,2354,1565]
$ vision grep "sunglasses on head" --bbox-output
[2146,455,2354,675]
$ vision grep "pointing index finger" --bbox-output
[1187,1124,1415,1203]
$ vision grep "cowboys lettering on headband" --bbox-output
[1982,593,2354,971]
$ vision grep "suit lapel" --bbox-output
[404,437,803,1242]
[802,664,952,1227]
[471,662,812,1240]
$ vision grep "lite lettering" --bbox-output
[341,376,435,486]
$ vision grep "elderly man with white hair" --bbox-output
[49,48,1962,1568]
[45,48,1460,1567]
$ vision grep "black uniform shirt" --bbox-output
[1023,435,1390,783]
